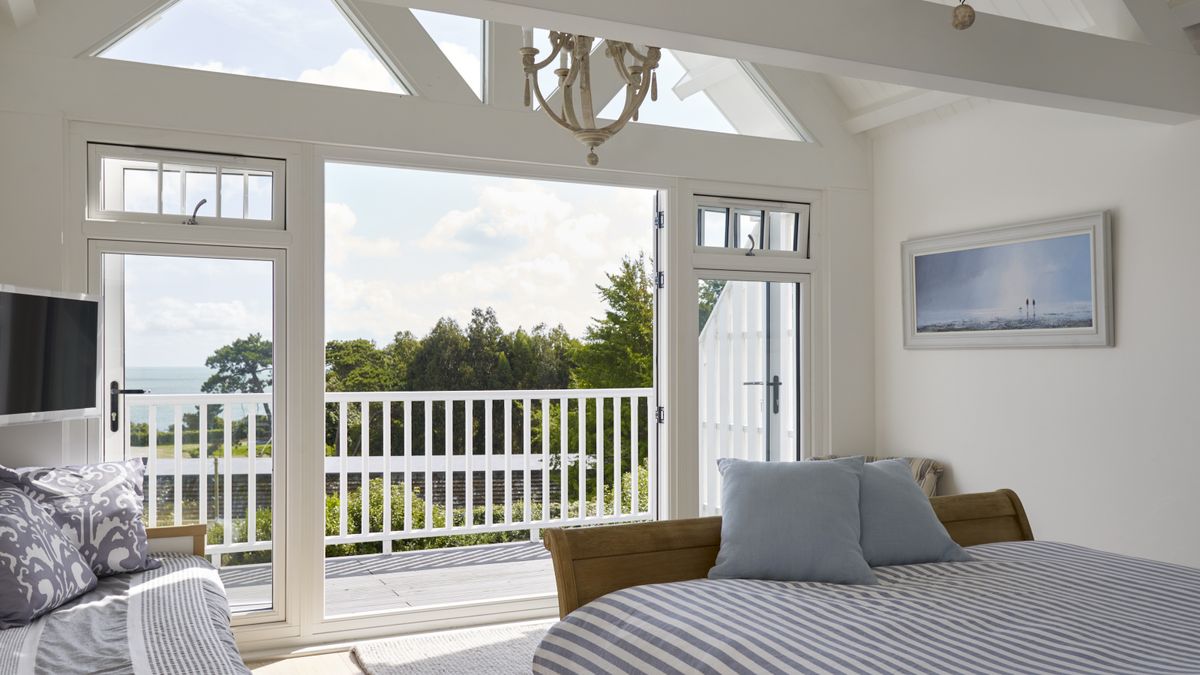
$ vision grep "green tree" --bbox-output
[572,253,654,389]
[697,279,727,332]
[202,333,273,394]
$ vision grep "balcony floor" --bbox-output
[220,541,556,615]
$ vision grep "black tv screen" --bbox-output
[0,289,99,420]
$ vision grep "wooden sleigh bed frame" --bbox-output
[542,489,1034,618]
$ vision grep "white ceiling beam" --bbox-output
[843,89,968,134]
[1174,0,1200,28]
[343,0,479,105]
[484,21,525,109]
[387,0,1200,124]
[752,65,869,159]
[672,59,740,101]
[1117,0,1197,52]
[0,50,869,189]
[3,0,36,28]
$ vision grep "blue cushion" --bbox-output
[708,457,877,584]
[860,459,973,567]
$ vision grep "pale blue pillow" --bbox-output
[708,457,877,584]
[860,459,972,567]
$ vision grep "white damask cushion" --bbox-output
[0,459,160,577]
[0,485,98,628]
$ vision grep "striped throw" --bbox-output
[534,541,1200,674]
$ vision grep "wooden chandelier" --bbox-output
[521,30,661,166]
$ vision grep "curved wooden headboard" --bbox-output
[542,489,1033,618]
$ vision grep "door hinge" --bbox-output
[655,211,665,229]
[655,406,665,424]
[655,271,665,289]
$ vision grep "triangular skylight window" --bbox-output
[411,9,483,100]
[599,49,805,141]
[98,0,408,95]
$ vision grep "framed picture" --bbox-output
[902,211,1113,349]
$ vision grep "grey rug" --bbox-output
[352,620,554,674]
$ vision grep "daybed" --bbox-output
[535,490,1200,673]
[1,524,250,675]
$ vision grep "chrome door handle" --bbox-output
[744,377,783,413]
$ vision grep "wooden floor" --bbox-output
[223,541,555,615]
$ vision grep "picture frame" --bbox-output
[902,211,1113,349]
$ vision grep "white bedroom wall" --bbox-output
[873,101,1200,567]
[0,110,73,467]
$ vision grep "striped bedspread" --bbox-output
[0,554,249,675]
[533,541,1200,674]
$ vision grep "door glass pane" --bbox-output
[697,278,802,515]
[733,210,762,250]
[122,168,158,213]
[767,211,797,252]
[102,253,277,613]
[322,162,657,617]
[182,169,218,218]
[246,174,273,221]
[698,208,727,247]
[162,170,183,215]
[220,173,245,219]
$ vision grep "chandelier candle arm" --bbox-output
[521,28,661,166]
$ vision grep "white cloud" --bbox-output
[329,178,653,342]
[325,202,403,267]
[187,61,253,76]
[435,41,482,98]
[297,49,403,94]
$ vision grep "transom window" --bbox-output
[88,144,286,229]
[696,199,811,256]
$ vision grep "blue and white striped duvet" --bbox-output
[533,541,1200,674]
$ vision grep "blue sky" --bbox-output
[915,233,1093,324]
[101,0,738,133]
[122,255,274,367]
[101,0,406,93]
[119,169,652,367]
[324,163,654,345]
[102,0,720,365]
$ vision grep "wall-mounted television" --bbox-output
[0,285,101,426]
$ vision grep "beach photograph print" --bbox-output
[914,233,1094,334]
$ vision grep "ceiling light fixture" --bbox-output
[953,1,977,30]
[521,29,661,166]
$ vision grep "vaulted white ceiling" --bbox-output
[4,0,1200,137]
[829,0,1200,134]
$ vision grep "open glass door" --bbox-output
[89,241,286,620]
[697,273,809,515]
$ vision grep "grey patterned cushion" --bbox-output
[0,459,161,577]
[810,454,945,497]
[0,486,98,628]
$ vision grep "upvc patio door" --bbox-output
[696,271,810,516]
[88,240,286,622]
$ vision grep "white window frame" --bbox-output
[87,143,287,230]
[693,194,813,259]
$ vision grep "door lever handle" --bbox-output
[742,381,764,386]
[109,381,149,432]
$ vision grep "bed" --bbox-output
[0,524,250,675]
[534,490,1200,674]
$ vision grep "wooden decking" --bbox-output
[222,541,556,615]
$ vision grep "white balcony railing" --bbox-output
[124,388,656,563]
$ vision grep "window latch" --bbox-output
[183,198,208,225]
